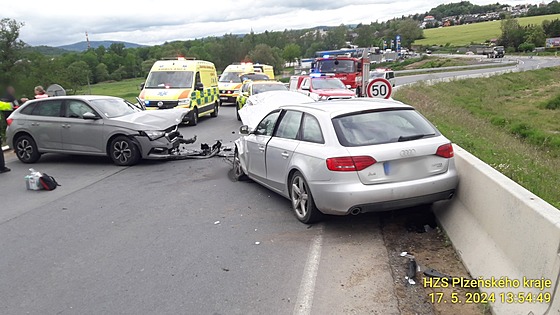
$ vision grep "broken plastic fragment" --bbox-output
[405,276,416,285]
[407,258,417,280]
[424,268,453,280]
[214,221,220,225]
[255,241,260,245]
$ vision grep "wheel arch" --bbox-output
[12,131,35,148]
[287,167,306,198]
[105,133,142,157]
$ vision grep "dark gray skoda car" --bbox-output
[5,96,188,166]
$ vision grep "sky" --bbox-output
[4,0,543,47]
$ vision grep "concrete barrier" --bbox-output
[433,145,560,315]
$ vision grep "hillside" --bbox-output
[413,13,560,46]
[23,45,69,56]
[57,40,145,52]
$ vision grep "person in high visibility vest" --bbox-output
[0,86,28,111]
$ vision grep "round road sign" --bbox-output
[366,78,393,99]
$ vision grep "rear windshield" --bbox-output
[332,109,438,147]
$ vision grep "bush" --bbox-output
[541,94,560,110]
[509,123,533,138]
[490,116,508,127]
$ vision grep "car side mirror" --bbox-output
[83,112,100,120]
[195,82,204,91]
[346,85,351,89]
[140,82,145,90]
[239,125,251,135]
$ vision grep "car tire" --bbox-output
[109,136,140,166]
[190,107,199,126]
[232,148,248,181]
[290,171,322,224]
[210,101,219,117]
[15,134,41,163]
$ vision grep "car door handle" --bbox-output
[281,152,290,158]
[31,122,39,126]
[258,145,265,152]
[61,124,70,128]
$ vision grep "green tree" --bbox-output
[282,43,301,65]
[65,61,92,92]
[94,63,110,82]
[0,18,25,85]
[518,42,535,52]
[524,25,546,47]
[248,44,283,73]
[499,18,525,51]
[355,24,375,47]
[324,25,347,49]
[397,19,424,47]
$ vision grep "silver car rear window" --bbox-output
[332,109,438,147]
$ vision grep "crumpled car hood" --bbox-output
[109,108,190,130]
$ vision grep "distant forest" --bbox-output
[1,1,559,96]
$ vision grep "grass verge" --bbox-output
[76,78,145,102]
[394,67,560,208]
[413,13,560,46]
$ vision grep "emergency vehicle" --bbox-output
[218,63,274,103]
[236,80,287,120]
[311,48,370,97]
[139,57,220,126]
[289,74,355,101]
[369,68,396,87]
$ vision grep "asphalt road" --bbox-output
[1,56,559,314]
[0,106,400,315]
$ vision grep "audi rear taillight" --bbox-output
[6,118,13,126]
[326,156,376,172]
[436,143,454,158]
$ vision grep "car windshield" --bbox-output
[312,78,346,89]
[253,84,287,94]
[332,109,438,147]
[240,73,269,81]
[219,72,242,83]
[317,59,355,73]
[145,71,194,88]
[369,71,385,78]
[90,98,141,118]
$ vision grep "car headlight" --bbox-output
[178,98,191,106]
[141,130,165,140]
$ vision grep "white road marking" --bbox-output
[293,230,323,315]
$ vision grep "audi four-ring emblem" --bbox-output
[400,149,416,157]
[157,101,163,107]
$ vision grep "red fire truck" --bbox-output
[311,49,370,97]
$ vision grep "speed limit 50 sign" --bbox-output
[366,78,393,99]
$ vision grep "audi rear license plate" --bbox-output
[383,162,390,175]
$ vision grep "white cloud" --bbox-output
[5,0,543,46]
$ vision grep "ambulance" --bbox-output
[139,58,220,126]
[218,63,274,103]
